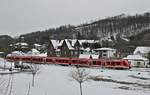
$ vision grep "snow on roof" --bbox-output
[58,40,64,46]
[57,39,74,50]
[108,38,113,42]
[121,37,129,42]
[27,49,40,56]
[91,55,99,59]
[31,49,40,53]
[78,40,99,45]
[86,40,95,43]
[57,39,100,47]
[36,53,47,57]
[0,52,4,54]
[78,40,85,45]
[94,48,115,51]
[79,54,91,59]
[34,43,41,47]
[84,48,91,52]
[9,44,13,46]
[51,40,59,49]
[123,55,148,61]
[11,51,24,56]
[133,47,150,54]
[65,39,74,50]
[79,54,99,59]
[70,39,77,47]
[15,42,28,46]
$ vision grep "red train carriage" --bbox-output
[31,56,46,64]
[21,56,32,63]
[71,58,90,67]
[104,60,130,69]
[54,57,71,66]
[5,55,130,69]
[89,59,106,67]
[45,57,55,64]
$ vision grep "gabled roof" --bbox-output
[58,40,64,46]
[15,42,28,46]
[134,47,150,54]
[64,39,74,50]
[51,40,59,49]
[57,39,74,50]
[94,48,115,51]
[34,43,41,47]
[123,55,148,61]
[78,40,95,45]
[71,39,77,47]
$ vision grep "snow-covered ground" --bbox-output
[0,58,150,95]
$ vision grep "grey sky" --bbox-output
[0,0,150,37]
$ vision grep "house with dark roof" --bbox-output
[94,48,116,58]
[58,39,74,57]
[47,39,103,58]
[47,40,59,57]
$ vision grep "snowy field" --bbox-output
[0,58,150,95]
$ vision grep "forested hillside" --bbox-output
[19,12,150,44]
[1,12,150,51]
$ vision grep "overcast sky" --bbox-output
[0,0,150,37]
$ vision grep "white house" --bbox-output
[34,43,42,50]
[94,48,116,58]
[15,42,28,49]
[133,47,150,57]
[123,55,149,67]
[27,48,40,56]
[79,54,99,59]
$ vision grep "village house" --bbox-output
[79,54,99,59]
[116,46,135,58]
[94,48,116,58]
[47,39,113,58]
[33,43,42,51]
[123,55,149,67]
[47,40,59,57]
[58,39,84,57]
[9,42,29,52]
[71,39,84,57]
[133,46,150,57]
[47,39,99,57]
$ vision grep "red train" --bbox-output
[6,55,130,69]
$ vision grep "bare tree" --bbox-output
[69,67,89,95]
[29,63,40,87]
[26,82,31,95]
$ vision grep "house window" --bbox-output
[75,51,78,55]
[137,62,141,67]
[103,50,107,53]
[102,54,107,57]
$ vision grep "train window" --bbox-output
[116,62,120,65]
[58,60,61,62]
[46,59,52,62]
[107,62,110,65]
[92,61,96,65]
[97,61,101,65]
[64,60,68,63]
[112,62,115,66]
[123,62,128,66]
[80,60,87,64]
[72,60,78,63]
